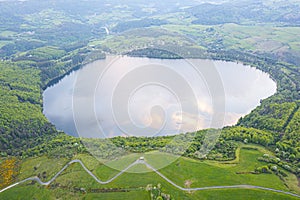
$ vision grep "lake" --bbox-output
[43,56,276,138]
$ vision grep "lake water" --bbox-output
[43,56,276,138]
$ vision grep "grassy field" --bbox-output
[0,144,299,199]
[156,148,286,190]
[174,23,300,53]
[1,184,299,200]
[18,156,70,182]
[106,23,299,57]
[192,189,300,200]
[93,27,202,54]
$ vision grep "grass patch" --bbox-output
[2,144,298,199]
[18,156,69,182]
[191,188,300,200]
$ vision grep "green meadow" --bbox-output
[1,144,299,200]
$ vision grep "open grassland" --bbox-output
[18,156,69,182]
[1,184,299,200]
[0,144,299,199]
[145,145,297,193]
[192,189,300,200]
[161,23,300,53]
[93,23,300,61]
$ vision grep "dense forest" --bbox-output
[0,62,56,156]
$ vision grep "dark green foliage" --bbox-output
[258,155,298,175]
[110,136,173,153]
[23,133,84,159]
[126,43,208,58]
[255,165,271,174]
[127,48,184,59]
[238,100,300,164]
[221,127,275,146]
[276,105,300,164]
[112,18,167,33]
[238,102,298,132]
[0,40,44,57]
[0,62,57,156]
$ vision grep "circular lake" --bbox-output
[43,56,276,138]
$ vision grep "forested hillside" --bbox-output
[0,62,56,156]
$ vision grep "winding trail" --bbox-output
[1,159,300,198]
